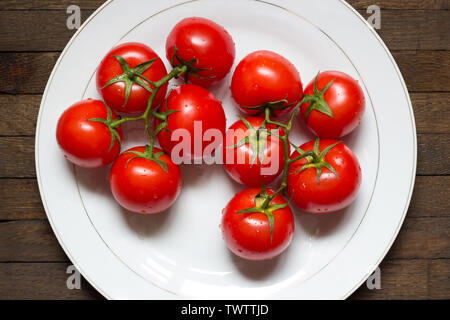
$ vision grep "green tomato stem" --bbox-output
[263,100,303,197]
[109,65,188,150]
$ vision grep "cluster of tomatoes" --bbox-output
[56,17,364,262]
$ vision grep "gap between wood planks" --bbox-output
[0,259,448,299]
[1,92,449,135]
[0,217,448,261]
[0,10,448,51]
[1,50,448,95]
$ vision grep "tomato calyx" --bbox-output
[302,72,335,121]
[237,184,287,242]
[169,46,214,84]
[290,138,341,185]
[151,99,179,135]
[102,55,159,108]
[124,145,169,173]
[228,117,279,166]
[240,96,297,116]
[87,103,122,152]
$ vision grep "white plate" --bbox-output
[36,0,416,299]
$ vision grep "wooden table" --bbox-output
[0,0,448,300]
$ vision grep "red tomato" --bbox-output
[56,99,122,168]
[222,187,294,261]
[154,84,226,161]
[287,139,362,214]
[96,42,168,114]
[109,146,182,214]
[166,17,235,86]
[223,117,288,187]
[299,71,365,138]
[231,50,303,116]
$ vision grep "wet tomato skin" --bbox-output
[56,99,122,168]
[300,71,365,138]
[287,139,362,214]
[223,117,289,187]
[221,188,295,261]
[231,50,303,117]
[96,42,168,114]
[154,84,226,161]
[109,146,182,214]
[166,17,235,87]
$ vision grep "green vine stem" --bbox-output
[261,100,314,199]
[106,64,187,155]
[86,64,187,172]
[109,65,187,130]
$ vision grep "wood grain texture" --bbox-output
[0,51,448,95]
[0,10,449,51]
[0,137,35,178]
[393,51,450,92]
[0,53,59,94]
[352,259,450,299]
[386,217,450,259]
[0,263,103,300]
[408,176,450,218]
[0,179,45,220]
[0,10,95,52]
[410,93,450,133]
[417,134,450,175]
[0,95,41,136]
[365,10,450,50]
[427,259,450,299]
[0,220,67,262]
[2,92,448,136]
[0,134,447,178]
[0,0,448,301]
[2,0,448,10]
[0,259,448,300]
[0,215,447,262]
[4,0,450,10]
[349,0,449,9]
[0,176,448,221]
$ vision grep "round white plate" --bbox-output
[36,0,416,299]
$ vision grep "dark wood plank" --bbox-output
[0,10,94,52]
[428,259,450,299]
[0,10,448,51]
[0,179,46,220]
[0,0,448,301]
[362,10,450,50]
[0,0,104,10]
[0,220,67,262]
[417,134,450,175]
[0,134,447,177]
[387,217,450,259]
[1,0,448,10]
[408,176,450,218]
[1,176,447,221]
[0,262,102,300]
[1,92,449,136]
[0,258,447,300]
[0,214,447,262]
[394,51,450,92]
[350,0,449,9]
[0,95,40,135]
[0,137,35,178]
[0,51,448,94]
[352,258,450,299]
[410,93,450,134]
[0,52,59,94]
[2,92,448,136]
